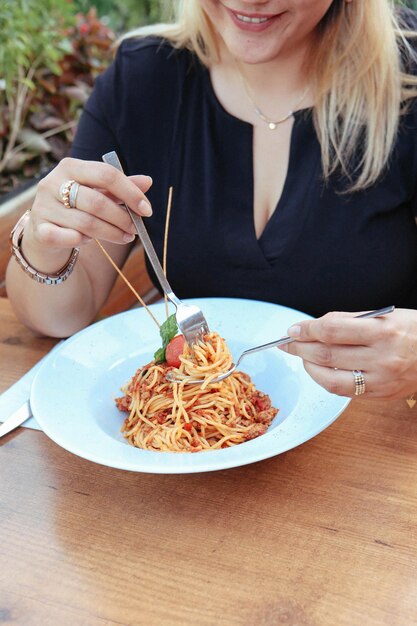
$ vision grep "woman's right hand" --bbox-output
[22,157,153,267]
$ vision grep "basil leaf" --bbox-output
[153,314,178,362]
[154,347,166,364]
[160,314,178,347]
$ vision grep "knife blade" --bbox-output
[0,400,32,438]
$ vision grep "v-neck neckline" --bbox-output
[201,66,317,267]
[202,65,314,237]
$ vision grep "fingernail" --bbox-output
[138,199,152,216]
[277,343,288,352]
[287,325,301,338]
[144,175,153,185]
[123,233,135,243]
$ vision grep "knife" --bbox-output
[0,400,32,438]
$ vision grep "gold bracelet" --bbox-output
[10,210,79,286]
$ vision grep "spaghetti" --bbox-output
[115,332,278,452]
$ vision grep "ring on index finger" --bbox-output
[59,180,80,209]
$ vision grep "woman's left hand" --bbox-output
[278,308,417,399]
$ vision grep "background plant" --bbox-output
[0,1,74,184]
[0,0,114,195]
[74,0,168,33]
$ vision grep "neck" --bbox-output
[219,37,313,106]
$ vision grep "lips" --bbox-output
[225,6,284,32]
[235,14,270,24]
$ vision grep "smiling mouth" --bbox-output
[235,13,271,24]
[225,6,285,30]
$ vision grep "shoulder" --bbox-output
[86,36,198,122]
[110,36,196,86]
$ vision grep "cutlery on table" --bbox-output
[102,151,209,347]
[0,400,32,439]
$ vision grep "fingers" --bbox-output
[301,361,404,399]
[30,158,155,249]
[280,339,378,396]
[302,362,375,398]
[101,175,153,204]
[33,196,136,246]
[59,184,137,242]
[304,362,357,397]
[286,310,394,346]
[129,174,153,193]
[36,221,93,249]
[278,309,413,399]
[281,340,374,371]
[51,158,153,216]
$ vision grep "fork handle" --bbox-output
[236,336,296,366]
[102,152,180,308]
[236,305,395,366]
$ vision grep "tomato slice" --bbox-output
[165,334,185,367]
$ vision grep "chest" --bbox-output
[252,121,294,238]
[142,98,417,314]
[123,56,417,314]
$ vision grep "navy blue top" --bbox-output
[71,31,417,317]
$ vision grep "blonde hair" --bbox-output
[122,0,417,192]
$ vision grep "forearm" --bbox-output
[5,156,152,337]
[6,253,99,338]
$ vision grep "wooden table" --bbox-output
[1,296,417,626]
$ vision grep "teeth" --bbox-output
[235,13,270,24]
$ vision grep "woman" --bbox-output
[6,0,417,399]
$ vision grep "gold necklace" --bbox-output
[239,72,309,130]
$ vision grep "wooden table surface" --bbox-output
[1,296,417,626]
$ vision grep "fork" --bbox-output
[167,305,395,384]
[102,151,210,346]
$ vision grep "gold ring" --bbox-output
[352,369,365,396]
[59,180,76,209]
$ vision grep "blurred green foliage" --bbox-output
[0,0,74,98]
[73,0,169,33]
[0,0,115,193]
[0,0,75,184]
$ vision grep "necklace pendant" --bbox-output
[268,122,277,130]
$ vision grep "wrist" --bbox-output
[10,211,79,285]
[21,222,70,272]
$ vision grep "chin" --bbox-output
[224,37,285,65]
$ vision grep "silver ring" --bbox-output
[69,181,80,208]
[59,180,76,209]
[352,369,365,395]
